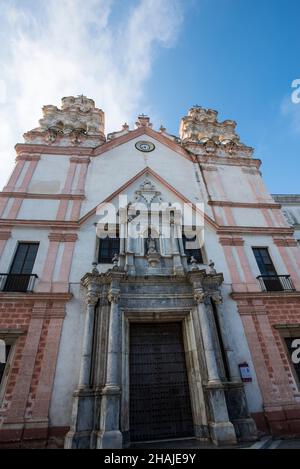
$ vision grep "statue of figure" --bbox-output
[147,235,157,254]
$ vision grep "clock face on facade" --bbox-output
[135,140,155,152]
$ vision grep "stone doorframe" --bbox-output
[120,308,209,445]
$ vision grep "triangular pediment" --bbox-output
[79,167,217,230]
[93,126,193,162]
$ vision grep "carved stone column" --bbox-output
[189,271,237,446]
[194,290,221,384]
[65,287,99,449]
[97,275,123,449]
[211,292,241,382]
[211,293,257,441]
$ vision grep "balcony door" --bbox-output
[4,243,39,292]
[252,247,282,291]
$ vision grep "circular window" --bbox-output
[135,141,155,152]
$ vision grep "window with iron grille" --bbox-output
[182,234,203,263]
[98,230,120,263]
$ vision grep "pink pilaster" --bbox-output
[31,314,64,420]
[18,158,39,192]
[56,199,69,221]
[59,236,77,282]
[0,231,11,259]
[37,235,61,291]
[273,238,300,290]
[261,208,274,227]
[7,198,23,219]
[70,200,82,220]
[75,159,89,194]
[235,243,260,291]
[3,158,26,191]
[239,313,276,405]
[62,160,77,193]
[6,307,45,423]
[0,198,9,218]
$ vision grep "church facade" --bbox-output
[0,96,300,448]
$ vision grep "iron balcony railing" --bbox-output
[0,273,38,293]
[257,274,295,292]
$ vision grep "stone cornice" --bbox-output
[197,155,261,168]
[16,154,41,162]
[232,291,300,301]
[0,292,72,301]
[0,192,85,200]
[209,200,281,209]
[14,126,192,162]
[0,220,294,238]
[0,220,78,230]
[15,143,94,157]
[217,226,294,236]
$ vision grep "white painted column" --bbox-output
[78,290,98,387]
[195,294,221,384]
[97,276,123,449]
[212,297,241,382]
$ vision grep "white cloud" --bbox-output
[0,0,184,189]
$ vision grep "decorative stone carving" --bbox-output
[190,256,200,271]
[112,254,120,270]
[23,95,105,147]
[86,291,99,305]
[108,288,120,304]
[208,260,217,274]
[211,291,223,304]
[179,106,253,157]
[193,288,208,304]
[135,114,153,128]
[134,179,163,206]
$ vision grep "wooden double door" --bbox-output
[129,322,194,442]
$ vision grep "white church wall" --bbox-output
[49,284,85,426]
[17,199,59,220]
[28,154,70,194]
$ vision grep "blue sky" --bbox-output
[0,0,299,193]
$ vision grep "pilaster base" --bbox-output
[64,388,96,449]
[96,430,123,449]
[209,421,237,446]
[232,417,258,441]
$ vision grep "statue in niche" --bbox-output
[145,228,160,267]
[147,235,157,254]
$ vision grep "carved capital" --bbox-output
[108,288,120,304]
[86,291,99,305]
[211,291,223,304]
[194,288,208,304]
